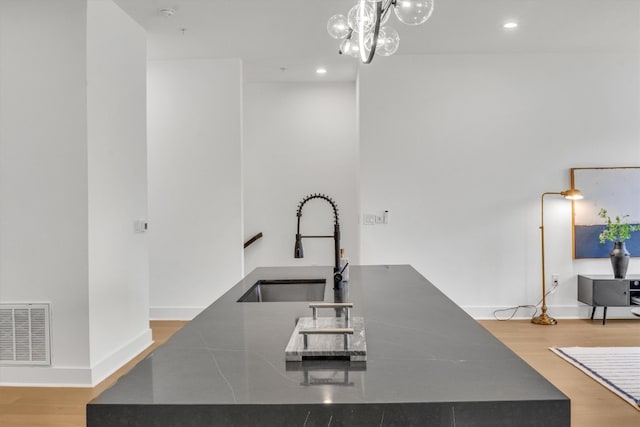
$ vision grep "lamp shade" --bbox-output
[561,188,583,200]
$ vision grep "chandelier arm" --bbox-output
[381,0,394,22]
[359,0,382,64]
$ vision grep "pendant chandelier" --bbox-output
[327,0,435,64]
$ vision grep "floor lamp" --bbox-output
[531,188,583,326]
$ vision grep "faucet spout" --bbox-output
[294,193,343,290]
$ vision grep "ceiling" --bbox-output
[113,0,640,82]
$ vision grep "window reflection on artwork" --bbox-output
[571,167,640,258]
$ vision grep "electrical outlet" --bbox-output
[134,219,148,233]
[551,274,560,287]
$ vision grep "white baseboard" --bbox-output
[90,327,153,386]
[150,306,206,320]
[0,365,93,387]
[463,304,640,321]
[0,328,153,387]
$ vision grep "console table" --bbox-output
[577,274,640,324]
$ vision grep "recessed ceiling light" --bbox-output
[316,67,327,75]
[159,8,176,17]
[503,21,518,29]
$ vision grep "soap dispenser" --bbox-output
[339,248,350,282]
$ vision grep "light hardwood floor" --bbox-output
[0,321,187,427]
[479,318,640,427]
[1,318,638,426]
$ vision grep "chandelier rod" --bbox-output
[359,0,383,64]
[332,0,432,64]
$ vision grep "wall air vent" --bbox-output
[0,303,51,366]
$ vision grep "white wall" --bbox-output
[147,58,243,320]
[358,53,640,319]
[86,0,150,383]
[0,0,92,384]
[0,0,150,386]
[243,83,359,274]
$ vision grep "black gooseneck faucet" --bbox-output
[294,193,343,290]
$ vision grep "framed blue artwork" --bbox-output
[571,167,640,258]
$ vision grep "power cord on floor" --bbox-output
[493,304,538,321]
[492,282,559,321]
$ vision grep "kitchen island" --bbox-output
[87,265,570,426]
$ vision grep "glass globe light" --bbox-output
[339,38,352,55]
[364,28,384,51]
[394,0,434,26]
[327,14,350,39]
[340,38,361,58]
[377,26,400,56]
[347,2,376,32]
[349,44,362,59]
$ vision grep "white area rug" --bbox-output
[550,347,640,410]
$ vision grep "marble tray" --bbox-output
[285,316,366,362]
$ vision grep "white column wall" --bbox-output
[358,53,640,319]
[86,0,151,384]
[147,59,243,320]
[0,0,151,386]
[0,0,92,384]
[243,82,359,275]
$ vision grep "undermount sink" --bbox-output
[237,279,326,303]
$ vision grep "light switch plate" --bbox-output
[363,214,376,225]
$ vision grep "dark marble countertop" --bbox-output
[88,265,569,426]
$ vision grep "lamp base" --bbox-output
[531,313,557,325]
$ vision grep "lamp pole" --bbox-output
[532,192,559,325]
[531,188,583,326]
